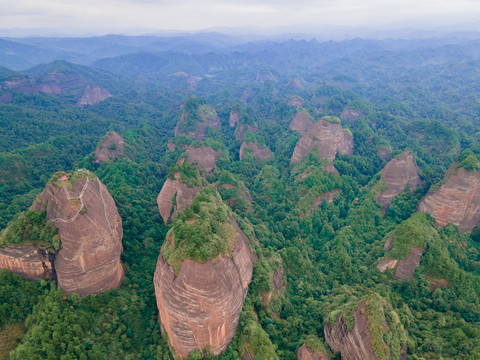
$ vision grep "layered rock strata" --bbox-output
[76,84,112,106]
[175,105,221,140]
[31,170,124,296]
[376,152,421,211]
[418,167,480,232]
[94,131,125,164]
[156,172,201,224]
[291,118,353,164]
[289,111,314,135]
[0,245,55,280]
[153,218,256,358]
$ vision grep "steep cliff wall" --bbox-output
[94,131,125,164]
[291,117,353,164]
[289,111,313,135]
[76,84,112,106]
[175,103,220,141]
[239,142,271,161]
[154,223,254,357]
[297,345,329,360]
[186,146,218,173]
[376,151,421,211]
[0,245,55,280]
[418,167,480,232]
[31,170,124,296]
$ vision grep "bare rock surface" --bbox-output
[288,96,305,108]
[235,124,258,141]
[175,105,220,141]
[229,109,239,127]
[186,146,218,173]
[156,173,201,224]
[290,111,314,135]
[325,300,390,360]
[1,73,85,96]
[0,245,55,280]
[297,345,329,360]
[377,258,399,272]
[76,84,112,106]
[239,142,271,161]
[291,118,353,164]
[393,247,425,280]
[153,218,256,358]
[378,148,391,160]
[418,167,480,232]
[94,131,125,164]
[376,152,421,211]
[31,170,124,296]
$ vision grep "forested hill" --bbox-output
[1,35,480,359]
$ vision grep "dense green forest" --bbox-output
[1,34,480,359]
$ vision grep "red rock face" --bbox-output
[1,73,86,96]
[340,109,364,121]
[291,119,353,164]
[378,148,391,160]
[393,247,424,280]
[324,301,385,360]
[0,245,55,280]
[94,131,125,164]
[235,124,258,141]
[290,111,314,136]
[31,171,124,296]
[186,146,218,173]
[376,152,421,211]
[76,84,112,106]
[418,167,480,232]
[239,142,271,161]
[153,218,256,358]
[297,345,329,360]
[174,105,221,141]
[288,96,305,108]
[156,173,201,224]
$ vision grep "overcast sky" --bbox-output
[1,0,480,35]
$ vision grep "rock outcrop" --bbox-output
[175,104,220,141]
[0,245,55,280]
[290,111,314,135]
[156,172,201,224]
[186,146,218,173]
[297,345,329,360]
[31,170,124,296]
[94,131,125,164]
[418,167,480,232]
[325,296,407,360]
[76,84,112,106]
[229,109,239,127]
[239,142,271,161]
[154,216,256,358]
[235,124,258,141]
[1,72,86,96]
[377,247,424,280]
[288,96,305,108]
[291,117,353,164]
[376,151,422,211]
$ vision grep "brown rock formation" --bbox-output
[175,105,221,141]
[377,247,424,280]
[288,96,305,108]
[156,173,201,224]
[378,148,391,160]
[300,190,340,218]
[376,152,422,211]
[153,218,256,358]
[229,109,239,127]
[235,124,258,141]
[297,345,329,360]
[0,245,55,280]
[239,142,271,161]
[393,247,424,280]
[1,73,86,96]
[186,146,218,173]
[290,111,314,136]
[291,118,353,164]
[31,170,124,296]
[76,84,112,106]
[340,109,364,121]
[94,131,125,164]
[418,167,480,232]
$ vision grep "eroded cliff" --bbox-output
[418,165,480,232]
[94,131,125,164]
[376,151,421,211]
[154,189,256,357]
[0,245,55,280]
[76,84,112,106]
[291,117,353,164]
[31,170,124,296]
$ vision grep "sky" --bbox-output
[1,0,480,36]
